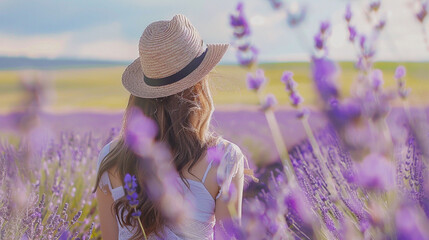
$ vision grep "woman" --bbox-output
[94,14,247,239]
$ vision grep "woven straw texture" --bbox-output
[122,14,229,98]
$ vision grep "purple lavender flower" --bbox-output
[132,210,142,218]
[236,38,252,51]
[125,191,140,209]
[230,2,259,68]
[345,4,352,23]
[320,21,330,34]
[327,98,361,126]
[399,88,410,99]
[355,56,366,71]
[136,142,193,224]
[207,144,224,166]
[311,57,339,102]
[395,66,406,80]
[286,3,307,27]
[124,174,138,194]
[314,33,324,50]
[88,223,95,238]
[375,19,386,31]
[348,26,357,42]
[124,173,141,217]
[230,2,251,38]
[283,187,315,225]
[416,3,428,23]
[125,107,158,155]
[236,45,258,66]
[296,107,310,119]
[359,35,366,49]
[322,209,336,233]
[290,91,303,107]
[280,70,303,107]
[58,231,70,240]
[356,34,376,61]
[281,71,296,91]
[371,69,384,91]
[394,66,410,99]
[246,69,267,91]
[261,94,278,111]
[268,0,282,10]
[396,202,429,239]
[369,1,381,12]
[70,211,82,225]
[230,2,244,27]
[354,153,395,191]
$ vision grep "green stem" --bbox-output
[373,92,394,155]
[282,215,312,240]
[402,100,412,124]
[301,117,324,163]
[256,91,296,184]
[137,216,148,240]
[227,201,238,224]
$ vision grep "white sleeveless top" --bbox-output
[96,138,245,240]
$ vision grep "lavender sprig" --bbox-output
[124,173,147,240]
[395,66,410,100]
[230,2,259,67]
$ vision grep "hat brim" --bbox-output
[122,43,229,99]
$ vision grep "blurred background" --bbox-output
[3,1,429,238]
[0,0,428,164]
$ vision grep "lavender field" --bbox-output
[1,107,426,165]
[0,109,328,165]
[2,0,429,239]
[1,104,429,239]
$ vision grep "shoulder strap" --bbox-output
[202,138,226,183]
[97,140,126,199]
[201,160,213,183]
[97,141,112,172]
[97,141,114,192]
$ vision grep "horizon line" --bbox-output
[0,55,428,69]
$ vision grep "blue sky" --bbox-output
[0,0,428,62]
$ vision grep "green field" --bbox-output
[0,62,428,112]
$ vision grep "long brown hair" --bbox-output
[94,75,218,238]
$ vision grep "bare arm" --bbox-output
[96,187,119,240]
[214,151,245,238]
[96,138,120,240]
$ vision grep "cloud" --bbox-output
[65,22,139,61]
[0,32,73,59]
[327,0,429,61]
[0,22,138,61]
[0,0,428,62]
[73,39,137,61]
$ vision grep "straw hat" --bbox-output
[122,14,229,98]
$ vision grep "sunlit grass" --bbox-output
[0,62,428,112]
